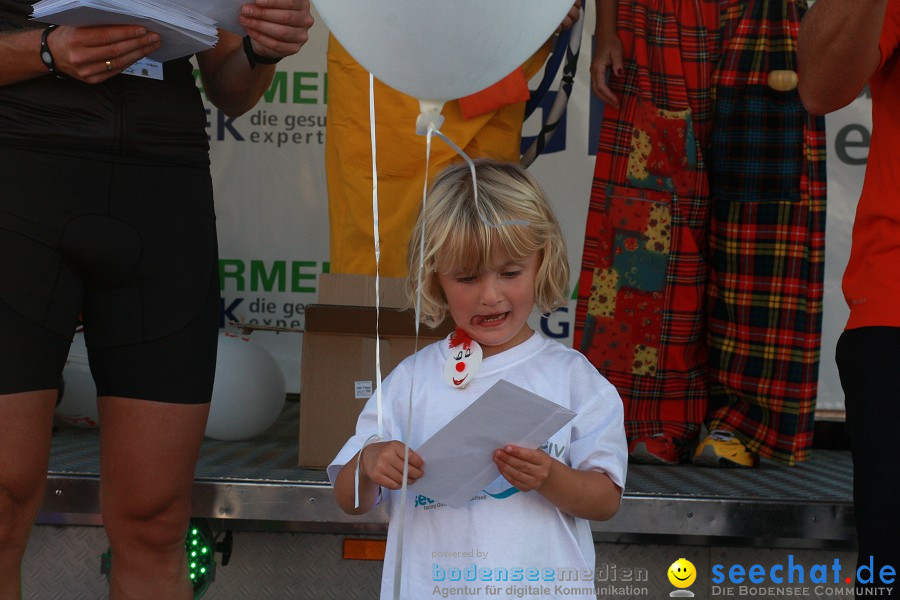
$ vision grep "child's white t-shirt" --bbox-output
[327,332,627,600]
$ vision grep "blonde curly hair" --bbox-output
[407,159,569,328]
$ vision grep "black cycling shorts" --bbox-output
[0,148,219,404]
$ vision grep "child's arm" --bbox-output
[333,441,425,515]
[493,445,622,522]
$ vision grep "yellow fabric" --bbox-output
[325,35,550,278]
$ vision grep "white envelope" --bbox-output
[411,379,576,509]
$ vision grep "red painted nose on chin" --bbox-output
[456,362,466,372]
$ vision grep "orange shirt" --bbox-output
[843,0,900,329]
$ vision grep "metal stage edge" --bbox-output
[38,401,856,549]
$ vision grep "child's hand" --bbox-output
[493,445,553,492]
[359,441,424,490]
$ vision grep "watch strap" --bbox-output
[243,35,282,69]
[40,24,68,79]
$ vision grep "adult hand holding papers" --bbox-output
[31,0,247,62]
[411,380,576,509]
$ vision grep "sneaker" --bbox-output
[628,434,686,465]
[692,430,759,468]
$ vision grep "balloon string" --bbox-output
[353,433,383,509]
[390,124,434,600]
[369,72,384,440]
[354,72,386,510]
[391,117,529,599]
[429,127,529,228]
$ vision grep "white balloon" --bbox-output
[205,333,286,441]
[57,332,100,428]
[313,0,574,102]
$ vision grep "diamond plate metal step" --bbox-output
[39,401,855,544]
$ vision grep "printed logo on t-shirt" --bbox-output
[415,493,488,510]
[541,441,567,458]
[482,477,519,501]
[481,441,568,500]
[415,441,569,507]
[414,494,448,510]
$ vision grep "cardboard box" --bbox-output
[299,273,453,468]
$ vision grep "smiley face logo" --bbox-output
[668,558,697,589]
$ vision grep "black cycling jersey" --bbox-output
[0,0,210,167]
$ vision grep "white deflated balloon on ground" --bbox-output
[205,333,287,441]
[312,0,574,102]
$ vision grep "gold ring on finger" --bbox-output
[105,60,113,71]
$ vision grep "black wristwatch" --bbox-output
[40,24,68,79]
[242,35,282,69]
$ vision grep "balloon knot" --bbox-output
[416,99,446,135]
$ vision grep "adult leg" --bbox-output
[64,152,219,598]
[0,262,77,599]
[98,396,209,600]
[574,0,722,463]
[0,390,56,600]
[703,0,825,466]
[836,327,900,586]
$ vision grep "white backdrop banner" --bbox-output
[206,8,869,411]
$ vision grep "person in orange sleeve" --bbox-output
[799,0,900,588]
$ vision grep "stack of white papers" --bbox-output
[32,0,246,62]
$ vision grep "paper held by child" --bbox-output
[410,379,576,508]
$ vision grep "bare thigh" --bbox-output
[98,396,210,529]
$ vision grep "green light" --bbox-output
[100,518,217,599]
